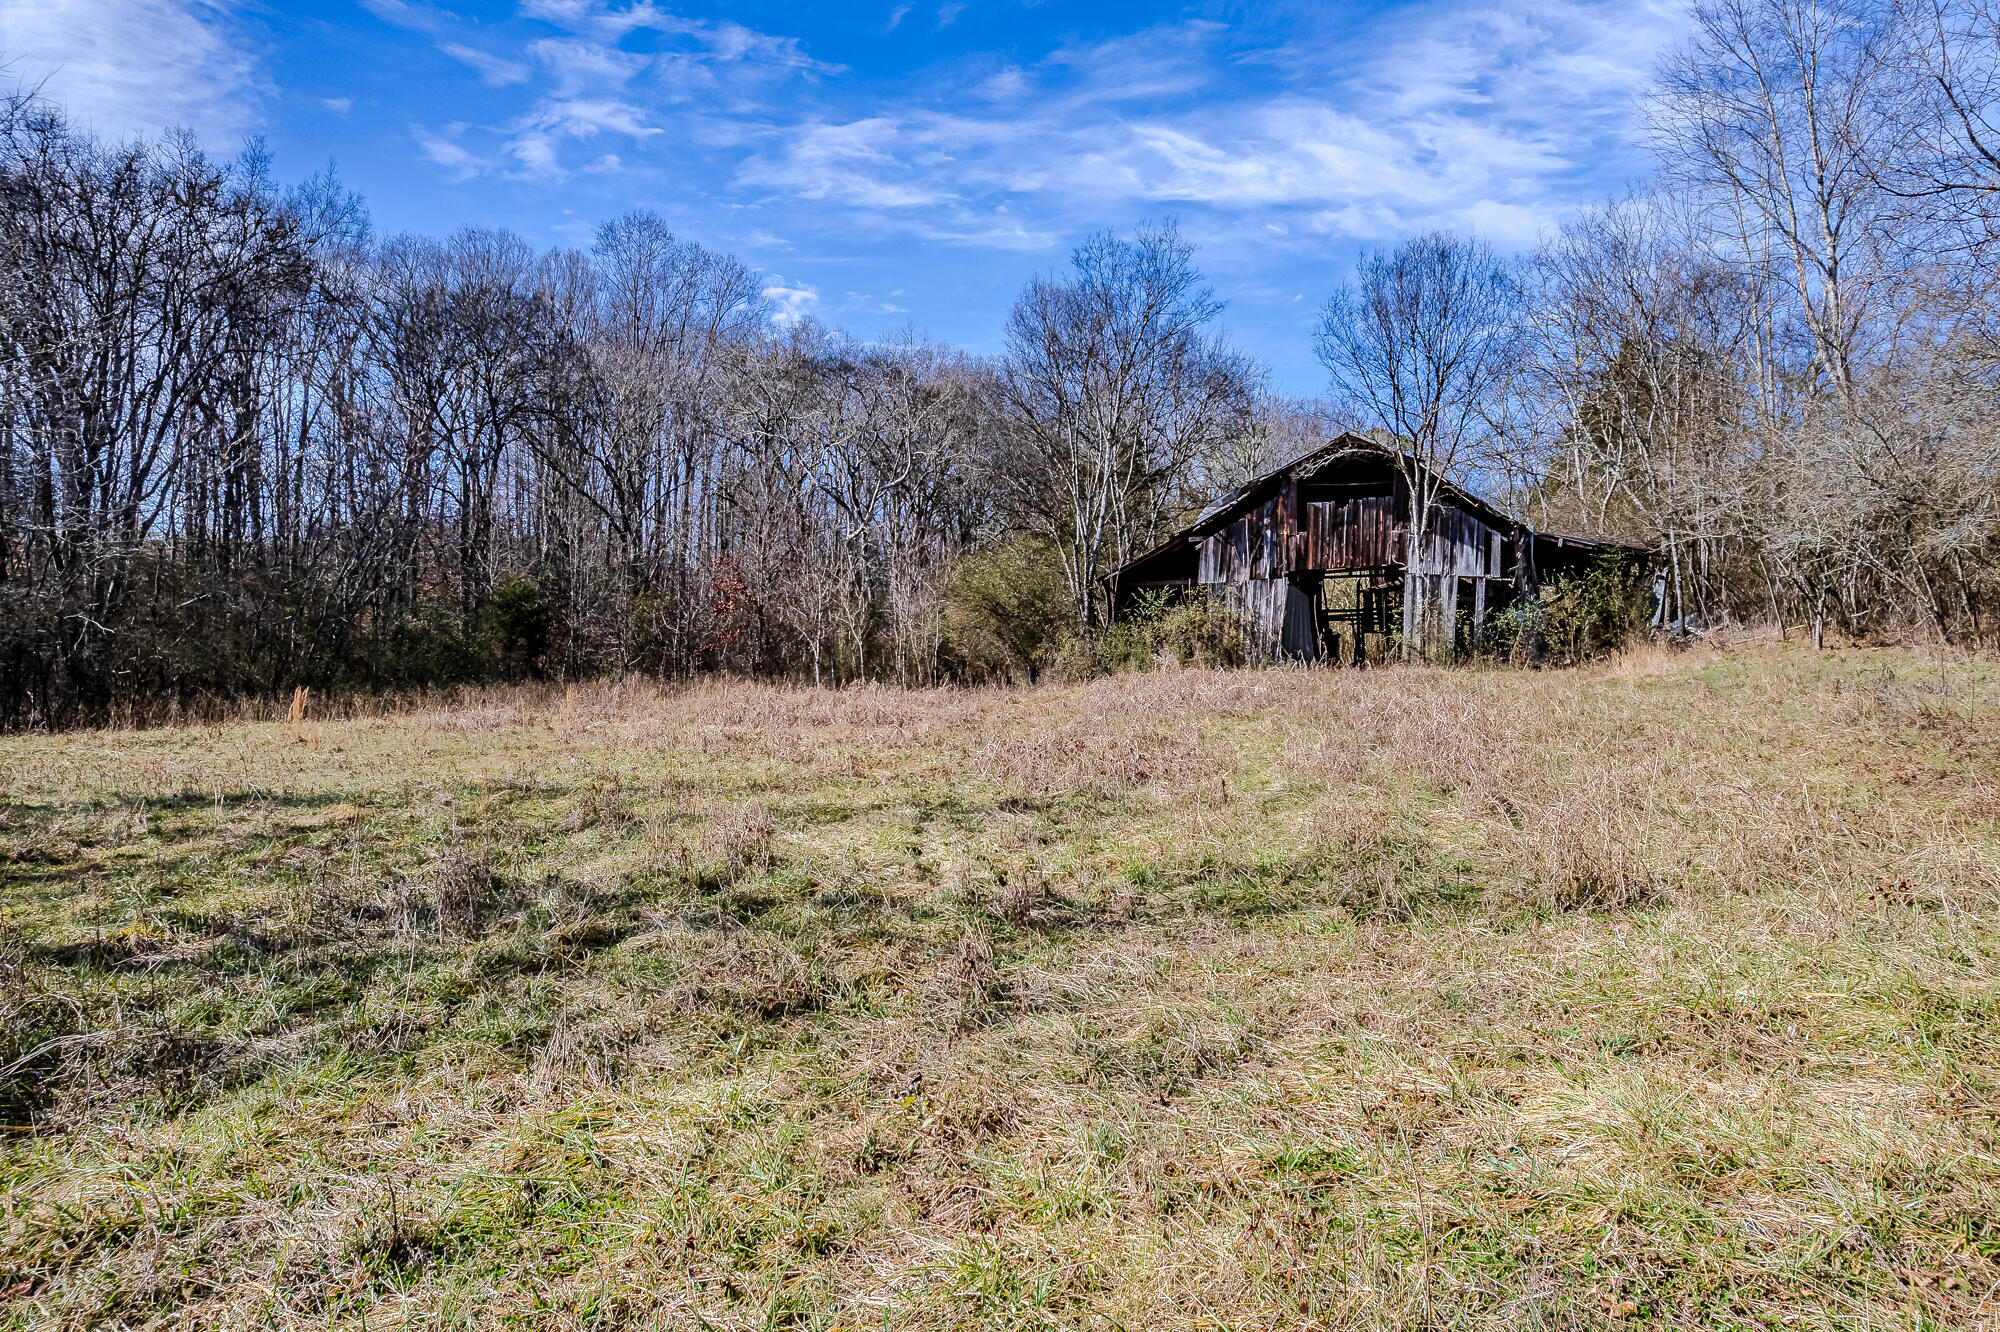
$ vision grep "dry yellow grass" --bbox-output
[1,644,1997,1329]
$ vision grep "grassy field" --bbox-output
[2,646,1998,1330]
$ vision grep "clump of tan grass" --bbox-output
[558,779,631,833]
[1307,806,1430,920]
[994,867,1043,925]
[701,799,775,880]
[637,797,777,888]
[428,844,503,935]
[676,931,829,1017]
[1490,772,1672,912]
[942,923,1001,1029]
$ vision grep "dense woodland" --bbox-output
[5,0,2000,725]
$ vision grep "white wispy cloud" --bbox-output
[412,121,484,179]
[382,0,1675,284]
[403,0,833,182]
[527,37,649,93]
[729,0,1676,252]
[0,0,264,141]
[738,118,963,209]
[441,43,531,87]
[762,279,818,326]
[519,0,830,72]
[357,0,447,35]
[503,94,661,178]
[516,0,664,40]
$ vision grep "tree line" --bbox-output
[1512,0,2000,648]
[6,0,2000,725]
[0,93,1273,725]
[1315,0,2000,656]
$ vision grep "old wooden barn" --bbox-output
[1104,434,1645,663]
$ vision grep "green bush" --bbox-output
[477,573,552,680]
[1109,590,1245,670]
[1488,554,1652,664]
[1045,589,1245,680]
[946,543,1248,682]
[354,599,486,687]
[351,576,552,690]
[943,535,1073,681]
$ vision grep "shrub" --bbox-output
[477,573,551,680]
[1488,553,1653,664]
[943,535,1073,681]
[354,598,486,688]
[1098,589,1245,672]
[1043,589,1246,680]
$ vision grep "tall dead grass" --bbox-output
[3,646,1998,1329]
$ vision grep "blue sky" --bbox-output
[3,0,1684,391]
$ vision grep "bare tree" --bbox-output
[998,222,1257,629]
[1526,193,1761,629]
[0,100,316,716]
[1650,0,1907,404]
[0,93,1009,720]
[1212,394,1357,491]
[1315,230,1521,656]
[1888,0,2000,229]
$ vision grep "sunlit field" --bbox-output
[3,646,1998,1330]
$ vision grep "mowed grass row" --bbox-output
[1,646,1997,1330]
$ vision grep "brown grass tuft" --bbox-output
[677,931,827,1017]
[995,867,1042,925]
[700,799,775,880]
[429,845,502,935]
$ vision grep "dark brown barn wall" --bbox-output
[1306,496,1396,570]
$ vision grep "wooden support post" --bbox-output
[1443,574,1459,657]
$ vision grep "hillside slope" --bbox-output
[2,647,1997,1329]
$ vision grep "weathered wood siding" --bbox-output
[1187,466,1504,664]
[1201,500,1502,583]
[1198,491,1291,583]
[1296,496,1501,577]
[1422,506,1502,577]
[1306,496,1396,569]
[1219,578,1318,664]
[1197,519,1249,583]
